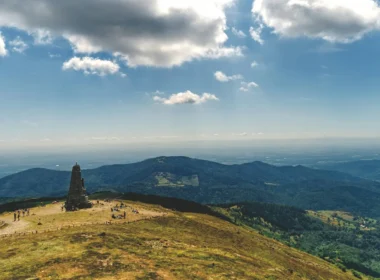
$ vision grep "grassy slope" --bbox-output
[214,203,379,278]
[0,201,356,280]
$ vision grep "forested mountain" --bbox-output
[1,156,380,217]
[322,160,380,181]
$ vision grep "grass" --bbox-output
[308,210,377,231]
[155,173,199,187]
[0,200,359,279]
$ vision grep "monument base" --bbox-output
[65,195,92,211]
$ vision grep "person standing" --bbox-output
[13,212,16,222]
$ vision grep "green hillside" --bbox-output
[216,201,380,278]
[0,195,357,280]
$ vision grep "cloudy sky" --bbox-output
[1,0,380,149]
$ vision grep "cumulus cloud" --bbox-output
[249,25,264,44]
[214,71,243,82]
[62,57,121,76]
[232,27,247,38]
[154,90,219,105]
[31,29,53,45]
[9,36,28,53]
[252,0,380,43]
[240,81,259,92]
[0,32,6,56]
[0,0,242,67]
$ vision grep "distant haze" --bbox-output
[1,137,380,178]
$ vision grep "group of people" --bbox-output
[110,202,141,219]
[13,209,30,222]
[111,202,132,219]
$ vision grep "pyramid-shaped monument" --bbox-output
[65,163,92,211]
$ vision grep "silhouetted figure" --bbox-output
[13,213,16,222]
[17,213,20,221]
[124,211,126,219]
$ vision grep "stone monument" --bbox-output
[65,163,92,211]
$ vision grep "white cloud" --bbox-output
[251,61,259,68]
[252,0,380,43]
[214,71,243,82]
[249,25,264,45]
[240,81,259,92]
[154,90,219,105]
[9,36,28,53]
[0,32,6,56]
[31,29,53,45]
[62,57,121,76]
[232,27,247,38]
[0,0,242,67]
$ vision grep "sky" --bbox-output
[1,0,380,151]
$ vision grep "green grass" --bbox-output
[0,200,357,280]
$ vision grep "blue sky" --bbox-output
[1,0,380,151]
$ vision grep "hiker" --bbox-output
[124,211,126,219]
[22,211,25,217]
[14,212,16,222]
[18,212,20,221]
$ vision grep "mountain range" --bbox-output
[1,156,380,217]
[321,160,380,181]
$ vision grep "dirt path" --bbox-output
[0,218,29,235]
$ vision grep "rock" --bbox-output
[65,163,92,211]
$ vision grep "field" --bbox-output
[308,210,378,230]
[0,199,358,280]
